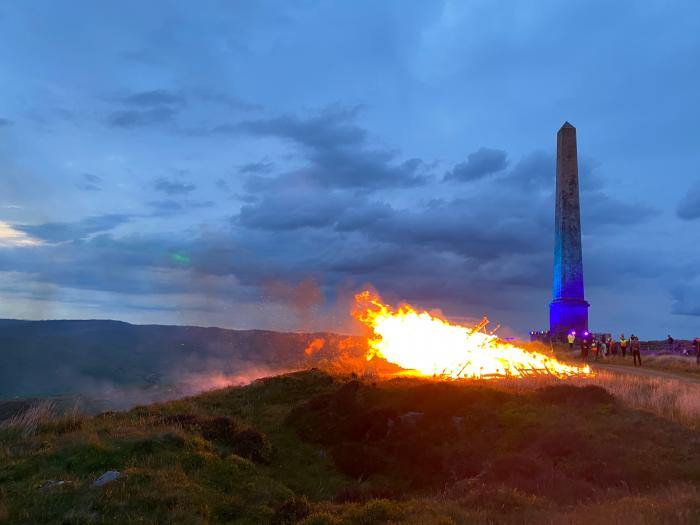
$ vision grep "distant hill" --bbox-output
[0,319,366,401]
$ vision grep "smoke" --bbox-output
[69,364,294,413]
[262,277,324,330]
[0,303,371,416]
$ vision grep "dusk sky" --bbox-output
[0,1,699,338]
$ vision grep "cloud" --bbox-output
[493,150,658,228]
[106,89,183,129]
[0,222,43,247]
[239,159,274,175]
[238,106,431,190]
[13,214,130,242]
[122,89,186,108]
[677,181,700,220]
[583,190,659,229]
[351,198,549,260]
[216,179,231,193]
[233,140,661,279]
[444,147,508,182]
[105,89,258,130]
[238,188,356,230]
[191,88,261,111]
[501,150,553,189]
[154,178,196,195]
[148,199,214,216]
[240,105,366,149]
[107,107,178,128]
[76,173,103,192]
[236,184,547,261]
[671,276,700,316]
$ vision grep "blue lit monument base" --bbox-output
[549,298,589,340]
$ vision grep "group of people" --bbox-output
[567,332,643,366]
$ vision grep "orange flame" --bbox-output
[353,291,591,379]
[304,337,326,356]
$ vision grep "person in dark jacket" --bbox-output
[580,332,591,358]
[631,335,642,367]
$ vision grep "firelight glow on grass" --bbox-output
[354,290,591,379]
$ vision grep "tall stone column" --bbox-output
[550,122,589,339]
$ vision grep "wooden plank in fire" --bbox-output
[470,316,490,334]
[514,366,553,378]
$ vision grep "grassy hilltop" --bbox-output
[2,370,700,524]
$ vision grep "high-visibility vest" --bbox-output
[620,338,627,347]
[567,334,575,343]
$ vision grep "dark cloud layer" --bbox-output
[108,107,178,129]
[148,199,214,216]
[239,159,274,175]
[154,178,196,195]
[122,90,186,108]
[238,107,431,190]
[225,129,666,334]
[677,181,700,220]
[76,173,103,192]
[15,214,130,242]
[444,147,508,182]
[105,88,258,130]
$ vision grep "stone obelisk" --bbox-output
[550,122,589,339]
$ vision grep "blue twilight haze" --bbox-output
[0,1,699,338]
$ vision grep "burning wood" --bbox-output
[353,291,591,379]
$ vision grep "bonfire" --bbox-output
[354,291,591,379]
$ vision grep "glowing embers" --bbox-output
[354,291,591,379]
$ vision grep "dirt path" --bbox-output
[591,361,700,384]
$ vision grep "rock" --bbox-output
[93,470,122,487]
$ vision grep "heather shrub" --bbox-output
[230,428,272,463]
[271,495,311,525]
[345,498,402,525]
[299,513,342,525]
